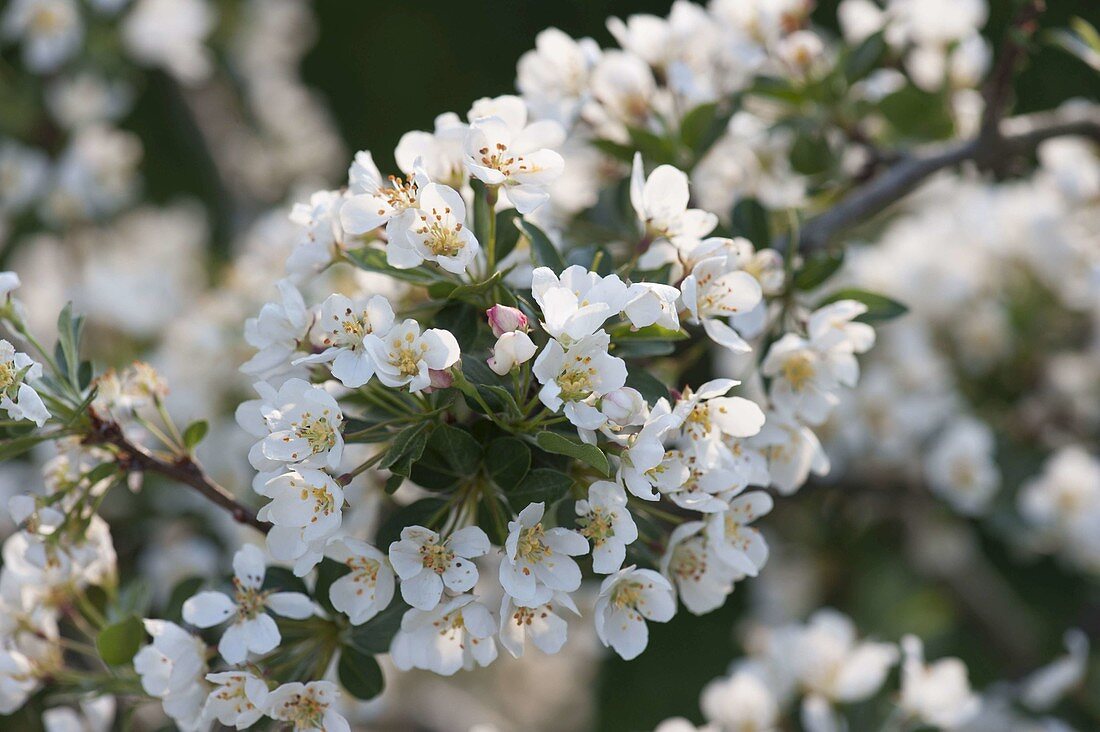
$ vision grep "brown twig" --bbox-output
[88,418,270,534]
[978,0,1047,149]
[794,107,1100,252]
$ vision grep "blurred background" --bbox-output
[2,1,1100,730]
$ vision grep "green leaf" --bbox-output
[471,178,492,250]
[730,198,771,248]
[485,437,531,491]
[0,433,50,461]
[748,76,804,104]
[518,219,566,272]
[817,288,909,322]
[182,420,209,449]
[613,340,676,358]
[680,102,732,159]
[477,490,511,544]
[609,323,689,342]
[376,498,447,548]
[427,424,482,475]
[789,131,832,175]
[97,616,144,666]
[535,432,610,476]
[566,245,612,276]
[347,599,407,654]
[590,138,636,164]
[495,209,522,262]
[263,567,309,595]
[879,86,954,140]
[383,473,404,494]
[338,645,385,700]
[314,558,351,615]
[164,576,204,622]
[380,422,434,477]
[56,302,84,389]
[626,370,669,405]
[446,271,502,306]
[506,468,573,511]
[627,125,678,166]
[346,247,446,287]
[794,250,845,291]
[843,31,887,84]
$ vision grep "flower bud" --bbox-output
[428,368,454,391]
[487,331,537,376]
[600,387,647,426]
[486,304,528,337]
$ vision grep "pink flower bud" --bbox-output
[486,304,528,337]
[600,387,647,426]
[427,369,454,391]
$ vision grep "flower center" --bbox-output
[672,542,706,581]
[383,175,419,211]
[294,415,337,454]
[414,208,466,257]
[390,332,428,377]
[282,692,326,729]
[781,353,816,391]
[476,142,516,174]
[419,542,454,574]
[557,356,597,401]
[610,580,644,610]
[0,359,16,392]
[579,508,615,546]
[297,483,336,522]
[347,556,380,589]
[517,523,551,563]
[233,582,270,621]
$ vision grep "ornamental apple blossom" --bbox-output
[241,279,312,378]
[364,318,461,393]
[532,331,627,429]
[182,544,314,664]
[295,293,395,388]
[388,525,489,611]
[487,330,537,375]
[575,480,638,573]
[265,680,350,732]
[236,378,345,473]
[499,501,588,604]
[594,565,676,660]
[898,635,981,729]
[325,537,395,625]
[132,620,208,732]
[203,670,269,729]
[498,586,579,659]
[660,521,737,615]
[390,594,498,676]
[464,94,565,214]
[399,182,480,273]
[339,150,426,245]
[0,339,48,427]
[257,469,344,575]
[705,491,773,577]
[630,153,718,246]
[531,265,629,343]
[680,255,764,353]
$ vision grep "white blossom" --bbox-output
[898,635,981,729]
[236,378,344,473]
[594,565,676,660]
[257,469,344,575]
[532,331,627,429]
[325,537,395,625]
[499,501,588,604]
[364,319,461,393]
[390,594,498,675]
[203,670,268,729]
[265,680,350,732]
[498,585,578,659]
[388,525,489,611]
[575,480,638,573]
[132,620,209,732]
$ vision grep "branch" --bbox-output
[88,418,270,534]
[796,107,1100,252]
[979,0,1046,145]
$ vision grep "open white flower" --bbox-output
[132,620,208,732]
[619,406,685,500]
[623,282,681,331]
[203,670,268,729]
[390,594,497,676]
[533,331,627,429]
[660,521,736,615]
[674,379,766,453]
[0,648,37,715]
[899,635,981,729]
[2,0,83,73]
[750,411,829,495]
[388,525,489,611]
[464,94,565,214]
[241,279,312,379]
[295,293,395,388]
[487,331,537,376]
[499,502,588,604]
[182,544,313,664]
[680,255,764,353]
[630,153,718,245]
[395,113,468,188]
[41,696,114,732]
[399,182,480,273]
[0,339,47,427]
[236,379,344,473]
[365,319,460,393]
[517,28,601,124]
[924,416,1000,516]
[575,480,638,573]
[257,469,344,575]
[287,189,347,278]
[762,334,844,425]
[700,668,780,732]
[265,680,349,732]
[594,565,676,660]
[339,150,426,247]
[532,265,629,342]
[498,586,579,659]
[705,491,772,577]
[325,538,395,625]
[121,0,214,84]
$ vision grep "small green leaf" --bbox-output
[506,468,574,511]
[535,432,610,476]
[263,567,309,595]
[97,616,144,666]
[790,131,832,175]
[380,422,434,478]
[495,209,522,262]
[486,437,531,491]
[730,198,771,248]
[627,125,678,166]
[517,219,565,272]
[376,499,447,548]
[590,138,636,164]
[626,370,670,405]
[164,576,204,622]
[879,86,954,140]
[182,420,209,449]
[428,424,483,475]
[347,599,408,653]
[346,247,446,287]
[794,250,845,291]
[338,646,385,700]
[844,31,887,84]
[383,473,404,494]
[817,288,909,322]
[446,271,502,306]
